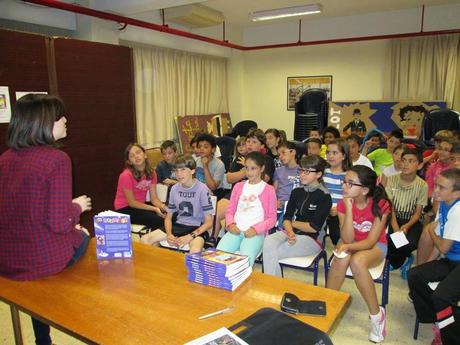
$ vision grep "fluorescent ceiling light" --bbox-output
[249,4,322,21]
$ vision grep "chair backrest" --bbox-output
[421,108,460,145]
[216,136,236,171]
[229,120,258,138]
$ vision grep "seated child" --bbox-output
[265,128,285,168]
[306,138,322,157]
[114,143,166,229]
[408,168,460,345]
[216,151,277,266]
[141,155,214,253]
[327,165,391,343]
[263,155,332,276]
[423,130,454,167]
[385,147,428,278]
[320,126,341,158]
[361,129,384,155]
[426,137,454,198]
[347,134,373,169]
[365,129,403,176]
[380,143,405,187]
[156,140,178,186]
[309,127,321,139]
[273,141,301,225]
[195,133,226,199]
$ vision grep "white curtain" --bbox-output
[384,34,460,107]
[128,43,228,148]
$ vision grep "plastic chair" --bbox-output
[227,120,257,138]
[329,255,390,307]
[278,230,328,286]
[216,135,236,172]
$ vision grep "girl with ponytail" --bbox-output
[327,165,391,343]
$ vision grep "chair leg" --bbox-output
[322,252,328,286]
[413,316,419,340]
[313,260,318,286]
[382,261,390,307]
[280,265,284,278]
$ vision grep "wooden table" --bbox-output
[0,240,350,345]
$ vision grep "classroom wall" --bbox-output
[228,40,388,139]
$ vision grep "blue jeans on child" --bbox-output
[33,232,90,345]
[217,231,264,266]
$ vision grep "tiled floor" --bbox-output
[0,243,432,345]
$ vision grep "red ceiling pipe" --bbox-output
[23,0,460,51]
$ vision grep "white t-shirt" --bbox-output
[382,164,400,177]
[353,154,374,170]
[234,180,266,232]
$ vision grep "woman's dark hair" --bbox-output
[300,155,327,183]
[322,126,340,139]
[245,151,265,178]
[7,94,65,150]
[351,165,391,220]
[124,143,153,181]
[328,139,352,171]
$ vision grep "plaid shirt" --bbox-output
[0,146,83,280]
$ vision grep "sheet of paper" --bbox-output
[390,231,409,249]
[184,327,249,345]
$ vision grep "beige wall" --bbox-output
[228,39,389,139]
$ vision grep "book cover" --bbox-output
[94,211,133,260]
[185,250,249,271]
[185,260,250,277]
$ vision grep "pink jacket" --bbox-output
[226,181,277,235]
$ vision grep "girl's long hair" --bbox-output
[124,143,153,181]
[351,165,391,220]
[328,139,352,171]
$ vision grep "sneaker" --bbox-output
[431,325,442,345]
[369,306,386,343]
[400,254,414,280]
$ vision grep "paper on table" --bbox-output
[390,231,409,248]
[184,327,249,345]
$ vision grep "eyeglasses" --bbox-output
[341,179,365,188]
[298,168,318,175]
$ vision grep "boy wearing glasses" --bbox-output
[408,168,460,345]
[385,147,428,279]
[273,141,301,227]
[141,155,214,253]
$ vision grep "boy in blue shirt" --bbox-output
[408,168,460,345]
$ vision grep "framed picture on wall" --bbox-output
[287,75,332,111]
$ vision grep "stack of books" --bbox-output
[185,250,252,291]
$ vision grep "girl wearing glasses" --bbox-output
[262,155,332,276]
[327,165,391,343]
[324,139,352,245]
[217,151,277,266]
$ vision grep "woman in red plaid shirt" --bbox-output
[0,94,92,345]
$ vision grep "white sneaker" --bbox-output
[369,306,386,343]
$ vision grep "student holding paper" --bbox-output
[385,147,428,279]
[0,94,92,345]
[408,168,460,345]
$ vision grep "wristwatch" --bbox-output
[190,232,197,239]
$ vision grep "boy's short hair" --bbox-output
[306,138,322,147]
[389,128,404,140]
[367,130,383,140]
[160,140,177,152]
[174,154,196,170]
[247,128,266,145]
[433,130,454,142]
[278,140,297,152]
[196,133,216,148]
[441,168,460,191]
[322,126,340,138]
[310,126,319,133]
[401,147,423,163]
[346,134,361,144]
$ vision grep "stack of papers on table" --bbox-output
[185,250,252,291]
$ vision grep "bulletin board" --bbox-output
[329,101,447,137]
[175,113,231,152]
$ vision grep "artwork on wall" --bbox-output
[329,101,447,138]
[175,113,231,152]
[287,75,332,111]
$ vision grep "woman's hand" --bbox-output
[73,195,92,212]
[227,224,241,235]
[244,227,257,238]
[75,224,90,236]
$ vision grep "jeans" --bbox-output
[32,232,90,345]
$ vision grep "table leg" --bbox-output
[10,305,23,345]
